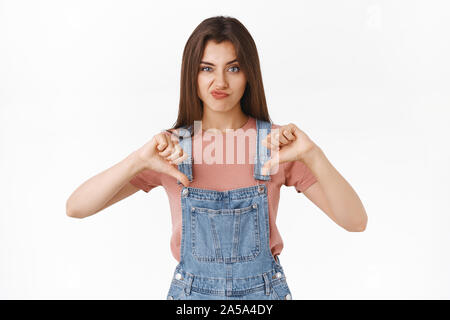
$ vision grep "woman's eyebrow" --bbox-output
[200,59,238,66]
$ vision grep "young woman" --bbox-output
[66,16,368,300]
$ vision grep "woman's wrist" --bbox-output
[126,150,149,176]
[298,144,323,165]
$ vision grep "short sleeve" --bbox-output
[283,160,317,193]
[129,168,162,193]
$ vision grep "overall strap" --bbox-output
[176,124,194,185]
[253,119,272,181]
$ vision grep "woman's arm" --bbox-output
[262,123,368,232]
[66,130,191,219]
[301,147,368,232]
[65,151,146,219]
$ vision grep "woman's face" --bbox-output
[197,40,247,113]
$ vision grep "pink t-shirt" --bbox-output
[129,116,317,262]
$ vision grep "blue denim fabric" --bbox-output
[166,119,293,300]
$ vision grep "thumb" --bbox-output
[166,165,190,187]
[261,149,283,176]
[261,158,276,176]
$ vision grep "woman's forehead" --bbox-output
[201,40,237,63]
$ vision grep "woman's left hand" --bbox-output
[261,123,318,175]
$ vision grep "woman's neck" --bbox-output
[201,107,249,133]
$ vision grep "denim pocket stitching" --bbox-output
[190,204,261,263]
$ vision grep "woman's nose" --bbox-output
[214,72,228,88]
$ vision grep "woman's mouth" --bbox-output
[211,91,229,99]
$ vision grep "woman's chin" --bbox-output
[205,102,236,112]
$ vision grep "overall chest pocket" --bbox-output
[190,203,261,263]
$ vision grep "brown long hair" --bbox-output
[168,15,272,135]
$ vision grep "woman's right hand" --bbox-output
[136,130,190,187]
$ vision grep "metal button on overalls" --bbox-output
[165,119,293,300]
[258,185,265,193]
[272,272,282,279]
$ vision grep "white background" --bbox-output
[1,0,449,299]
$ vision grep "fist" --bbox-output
[261,123,317,175]
[136,130,190,186]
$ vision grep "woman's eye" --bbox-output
[199,66,240,72]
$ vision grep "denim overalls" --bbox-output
[166,119,293,300]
